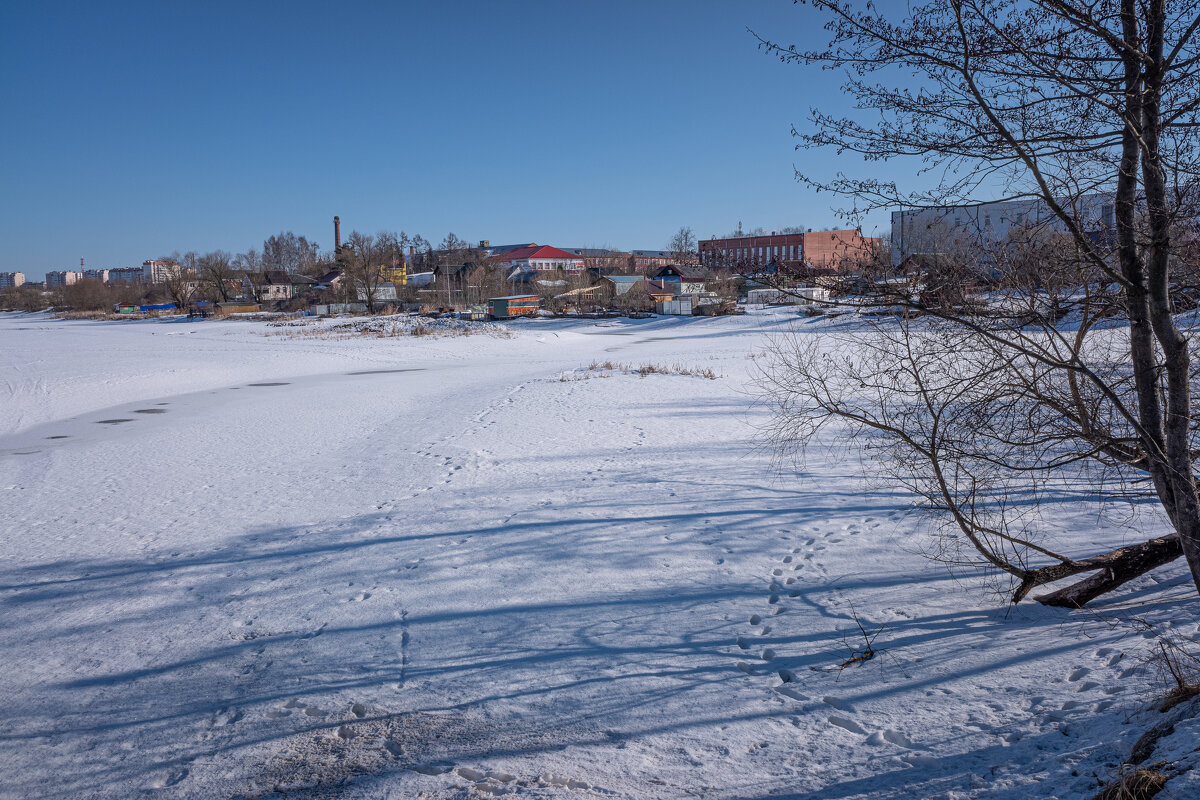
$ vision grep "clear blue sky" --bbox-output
[0,0,898,279]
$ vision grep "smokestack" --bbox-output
[334,216,341,251]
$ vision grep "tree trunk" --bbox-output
[1032,536,1182,608]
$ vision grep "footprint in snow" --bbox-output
[828,716,868,735]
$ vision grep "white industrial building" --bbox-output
[890,194,1115,264]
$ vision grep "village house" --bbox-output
[651,265,708,294]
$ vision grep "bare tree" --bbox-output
[159,260,195,310]
[341,231,391,313]
[197,250,236,301]
[263,232,321,277]
[59,279,114,311]
[668,226,698,265]
[753,0,1200,604]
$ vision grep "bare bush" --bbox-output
[1148,636,1200,712]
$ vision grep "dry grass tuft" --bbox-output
[585,360,719,379]
[1092,766,1168,800]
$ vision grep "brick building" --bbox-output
[564,248,632,273]
[699,229,880,274]
[0,272,26,288]
[629,250,677,272]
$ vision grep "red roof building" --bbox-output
[495,245,586,272]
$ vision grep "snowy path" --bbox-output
[1,312,1196,799]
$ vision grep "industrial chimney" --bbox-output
[334,216,341,251]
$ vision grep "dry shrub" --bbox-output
[264,316,511,340]
[1149,637,1200,712]
[54,310,127,321]
[1092,766,1168,800]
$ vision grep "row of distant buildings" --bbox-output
[7,191,1120,298]
[468,231,882,276]
[491,244,681,273]
[2,260,179,291]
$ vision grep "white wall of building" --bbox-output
[890,194,1115,264]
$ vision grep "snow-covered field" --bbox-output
[1,310,1197,799]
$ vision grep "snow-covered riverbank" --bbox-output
[1,310,1195,799]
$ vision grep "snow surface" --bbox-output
[1,310,1197,799]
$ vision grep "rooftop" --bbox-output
[497,245,582,262]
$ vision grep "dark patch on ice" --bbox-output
[133,408,167,414]
[45,435,69,439]
[96,418,134,424]
[346,368,426,375]
[13,450,41,455]
[247,382,290,387]
[156,402,170,406]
